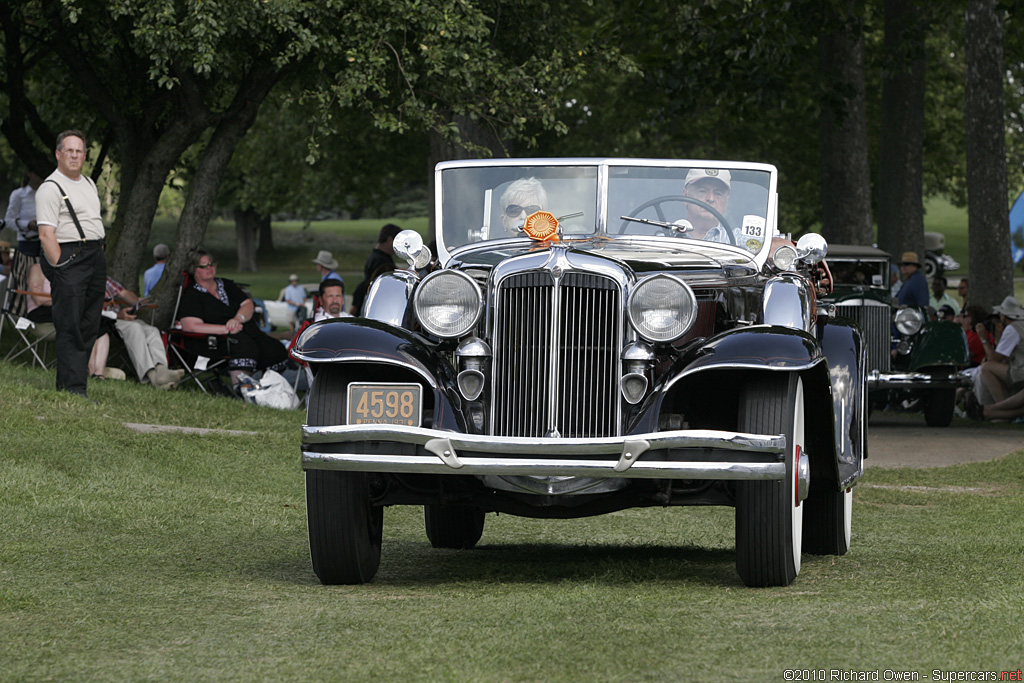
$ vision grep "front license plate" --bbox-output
[347,383,422,427]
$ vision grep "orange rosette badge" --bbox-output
[523,211,560,243]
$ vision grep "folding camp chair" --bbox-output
[0,271,56,369]
[162,271,234,395]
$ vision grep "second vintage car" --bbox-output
[822,244,969,427]
[293,158,867,587]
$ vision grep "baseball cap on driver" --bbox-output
[684,168,731,190]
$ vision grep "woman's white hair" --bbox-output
[500,177,547,210]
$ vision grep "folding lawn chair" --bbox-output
[0,272,56,369]
[162,271,235,395]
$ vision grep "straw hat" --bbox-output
[899,251,920,266]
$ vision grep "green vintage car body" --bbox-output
[822,244,970,427]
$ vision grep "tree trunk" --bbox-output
[152,73,281,329]
[876,0,928,261]
[235,207,259,272]
[965,0,1011,310]
[257,213,274,255]
[817,2,874,246]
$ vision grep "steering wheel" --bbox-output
[620,195,736,245]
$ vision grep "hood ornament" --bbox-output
[523,211,560,243]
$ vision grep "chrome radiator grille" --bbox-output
[491,271,621,438]
[835,302,890,373]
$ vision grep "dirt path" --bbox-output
[867,415,1024,468]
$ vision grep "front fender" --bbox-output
[293,317,464,431]
[648,324,861,490]
[816,316,866,487]
[903,320,969,371]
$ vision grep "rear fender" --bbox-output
[294,318,464,431]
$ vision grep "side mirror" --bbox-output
[795,233,828,264]
[393,230,432,270]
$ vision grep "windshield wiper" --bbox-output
[620,215,692,234]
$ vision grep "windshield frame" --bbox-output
[434,158,779,268]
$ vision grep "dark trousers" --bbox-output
[40,241,106,397]
[183,323,289,374]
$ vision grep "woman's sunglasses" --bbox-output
[504,204,541,218]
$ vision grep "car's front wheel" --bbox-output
[735,374,804,587]
[424,505,485,549]
[305,366,383,585]
[924,388,956,427]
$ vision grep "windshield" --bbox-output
[828,258,890,289]
[438,160,775,258]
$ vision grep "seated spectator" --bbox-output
[965,385,1024,422]
[104,275,185,389]
[281,274,307,331]
[178,250,288,390]
[977,296,1024,405]
[313,278,351,322]
[936,304,956,321]
[143,243,170,296]
[24,262,52,323]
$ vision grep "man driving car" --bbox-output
[683,169,732,243]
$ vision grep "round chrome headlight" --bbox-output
[413,270,482,338]
[894,307,925,335]
[772,244,798,271]
[627,274,697,343]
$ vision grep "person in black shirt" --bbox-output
[350,223,402,315]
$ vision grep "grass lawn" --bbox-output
[2,362,1023,681]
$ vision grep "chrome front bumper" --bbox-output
[867,370,973,391]
[302,424,787,480]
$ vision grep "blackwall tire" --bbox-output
[735,374,804,587]
[924,389,956,427]
[424,505,485,549]
[305,366,383,585]
[803,485,853,556]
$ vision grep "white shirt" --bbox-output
[313,309,352,322]
[995,323,1021,357]
[4,186,37,241]
[35,170,105,242]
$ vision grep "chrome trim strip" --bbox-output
[301,451,786,480]
[867,371,974,390]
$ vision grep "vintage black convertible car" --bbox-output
[293,159,866,587]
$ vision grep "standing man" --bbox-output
[35,130,107,399]
[895,251,929,307]
[282,273,307,331]
[143,243,169,296]
[929,274,959,313]
[350,223,401,315]
[4,169,43,316]
[312,250,343,282]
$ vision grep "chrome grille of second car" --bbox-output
[491,271,621,438]
[835,301,890,373]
